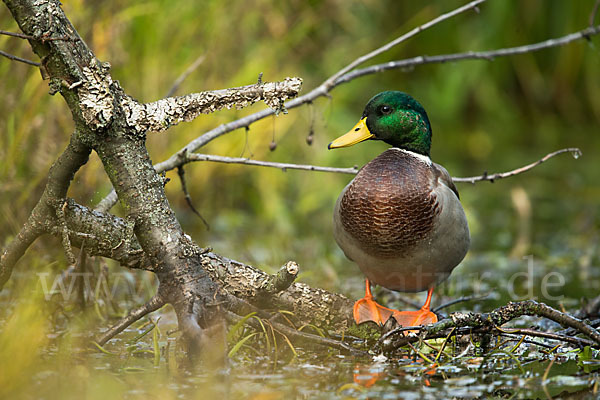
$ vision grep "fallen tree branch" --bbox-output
[0,132,91,288]
[3,0,596,358]
[382,300,600,351]
[31,198,354,334]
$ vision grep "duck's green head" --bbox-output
[328,91,432,157]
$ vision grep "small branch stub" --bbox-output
[261,261,299,294]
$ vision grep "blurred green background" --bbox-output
[1,0,599,398]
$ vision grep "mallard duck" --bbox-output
[329,91,470,327]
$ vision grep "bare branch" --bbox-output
[96,293,166,345]
[183,148,580,184]
[498,328,597,349]
[452,148,582,184]
[177,166,210,230]
[165,54,206,97]
[591,0,600,27]
[0,49,40,66]
[322,0,487,90]
[123,77,302,134]
[338,25,600,84]
[0,29,33,39]
[186,153,359,174]
[0,134,91,288]
[96,147,579,214]
[0,29,70,42]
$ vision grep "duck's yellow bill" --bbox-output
[328,118,373,149]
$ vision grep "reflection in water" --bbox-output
[353,355,437,389]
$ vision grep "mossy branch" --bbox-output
[381,300,600,351]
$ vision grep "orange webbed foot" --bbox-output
[353,296,394,325]
[392,308,438,327]
[392,287,437,334]
[353,281,439,330]
[353,278,396,325]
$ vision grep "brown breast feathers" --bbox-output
[339,149,440,258]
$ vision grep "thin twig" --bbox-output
[177,166,210,229]
[498,334,557,350]
[561,318,600,336]
[591,0,600,27]
[433,293,490,313]
[0,49,40,66]
[0,29,33,40]
[497,327,596,348]
[0,29,71,42]
[165,54,206,97]
[96,293,166,346]
[321,0,487,90]
[452,148,582,183]
[378,325,426,346]
[187,153,359,174]
[338,25,600,84]
[184,148,580,184]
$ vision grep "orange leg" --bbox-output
[392,287,438,328]
[353,279,394,325]
[353,280,438,327]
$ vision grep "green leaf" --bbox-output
[227,312,257,342]
[228,333,257,358]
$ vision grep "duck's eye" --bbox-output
[380,105,392,115]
